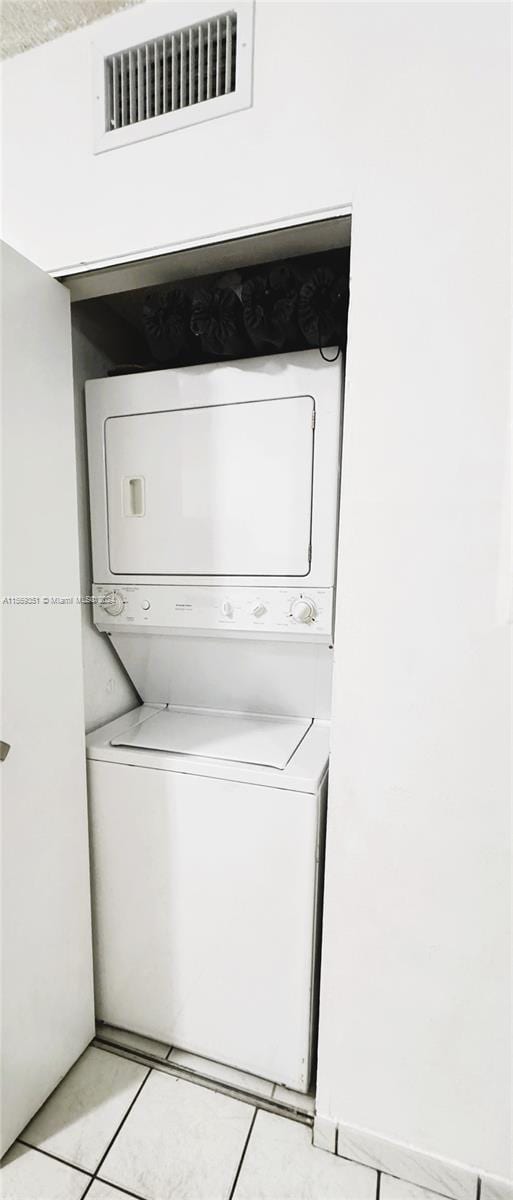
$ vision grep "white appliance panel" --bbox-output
[105,633,334,717]
[86,349,342,589]
[93,583,334,641]
[88,759,324,1091]
[105,395,314,576]
[111,707,311,768]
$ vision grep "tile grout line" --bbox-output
[343,1160,465,1200]
[95,1036,171,1071]
[228,1107,258,1200]
[14,1048,313,1199]
[13,1045,479,1200]
[94,1040,313,1126]
[16,1139,93,1179]
[83,1174,148,1200]
[96,1034,316,1115]
[113,1038,295,1110]
[377,1172,469,1200]
[79,1178,96,1200]
[80,1067,153,1199]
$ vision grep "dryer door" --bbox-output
[104,394,314,577]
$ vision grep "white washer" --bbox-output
[86,705,329,1092]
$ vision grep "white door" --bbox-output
[103,394,314,576]
[0,242,94,1154]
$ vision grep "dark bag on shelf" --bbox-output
[143,288,192,363]
[191,287,247,358]
[241,266,298,352]
[298,266,349,350]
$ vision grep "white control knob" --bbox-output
[290,598,316,624]
[221,600,233,617]
[141,600,151,611]
[100,591,124,617]
[250,600,266,618]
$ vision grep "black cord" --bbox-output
[318,316,341,362]
[319,343,341,362]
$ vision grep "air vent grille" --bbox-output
[105,11,237,132]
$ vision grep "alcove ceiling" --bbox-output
[0,0,143,59]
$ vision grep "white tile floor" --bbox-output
[1,1044,381,1200]
[21,1047,147,1172]
[95,1024,314,1112]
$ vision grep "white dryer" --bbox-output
[86,704,329,1092]
[86,347,342,599]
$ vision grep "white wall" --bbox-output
[72,309,138,731]
[1,0,510,1178]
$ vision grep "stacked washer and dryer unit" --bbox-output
[85,347,342,1094]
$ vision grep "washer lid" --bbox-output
[110,707,312,769]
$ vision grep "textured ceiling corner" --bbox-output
[0,0,145,60]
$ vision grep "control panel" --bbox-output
[93,584,334,642]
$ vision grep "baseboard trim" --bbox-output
[312,1114,337,1154]
[480,1175,513,1200]
[313,1116,480,1200]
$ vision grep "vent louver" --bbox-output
[93,3,253,154]
[105,12,237,133]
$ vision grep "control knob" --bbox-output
[250,600,266,618]
[290,598,316,624]
[99,590,125,617]
[221,600,233,617]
